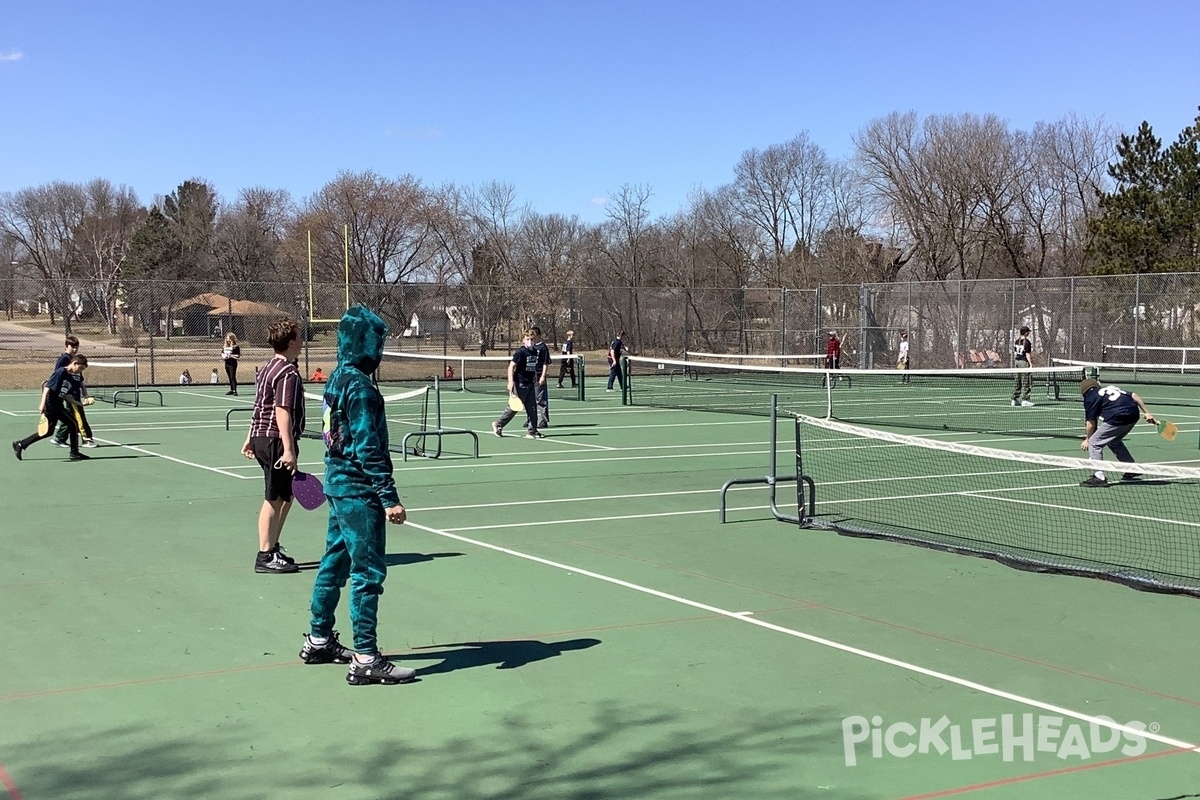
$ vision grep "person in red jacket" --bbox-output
[825,331,842,370]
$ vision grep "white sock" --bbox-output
[309,635,328,646]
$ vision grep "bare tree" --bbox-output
[596,183,655,339]
[214,187,296,292]
[426,182,523,353]
[74,180,143,333]
[0,181,90,331]
[299,171,438,329]
[731,133,836,286]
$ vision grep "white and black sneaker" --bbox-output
[299,631,354,665]
[271,543,296,566]
[346,654,416,685]
[255,550,299,574]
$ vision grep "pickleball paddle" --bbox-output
[292,470,327,511]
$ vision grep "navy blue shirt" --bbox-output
[54,352,72,371]
[46,366,83,409]
[1083,385,1140,426]
[511,346,540,385]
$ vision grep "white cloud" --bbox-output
[0,51,24,62]
[590,196,607,207]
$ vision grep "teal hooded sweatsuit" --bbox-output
[309,307,401,655]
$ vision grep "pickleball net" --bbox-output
[86,358,163,406]
[1054,357,1200,391]
[625,355,1087,438]
[795,414,1200,596]
[379,350,585,400]
[302,384,430,456]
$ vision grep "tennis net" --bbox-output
[1054,357,1200,390]
[625,355,1086,438]
[795,414,1200,596]
[379,350,585,400]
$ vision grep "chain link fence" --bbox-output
[2,274,1200,388]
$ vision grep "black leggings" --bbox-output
[225,361,238,393]
[21,405,79,452]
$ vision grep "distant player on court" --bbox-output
[896,331,910,384]
[13,355,90,461]
[1078,378,1156,487]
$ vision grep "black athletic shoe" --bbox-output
[69,451,90,461]
[1079,475,1109,488]
[12,441,23,461]
[346,654,416,685]
[255,550,299,574]
[299,631,354,665]
[271,543,296,565]
[1122,472,1143,481]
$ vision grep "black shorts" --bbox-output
[250,436,294,502]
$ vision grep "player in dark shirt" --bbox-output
[606,330,632,392]
[13,355,90,461]
[51,335,96,448]
[557,330,576,388]
[492,330,544,439]
[1078,378,1156,487]
[531,326,551,428]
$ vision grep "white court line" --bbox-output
[442,507,722,532]
[91,437,254,479]
[0,408,17,416]
[410,486,740,513]
[176,390,252,403]
[404,519,1200,754]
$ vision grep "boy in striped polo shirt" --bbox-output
[241,318,305,574]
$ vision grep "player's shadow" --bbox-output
[385,551,465,567]
[293,552,463,571]
[542,423,597,429]
[395,638,601,676]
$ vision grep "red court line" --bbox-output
[0,761,24,800]
[569,539,1200,709]
[896,745,1193,799]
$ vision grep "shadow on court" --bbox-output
[0,704,857,800]
[399,637,601,676]
[293,552,465,572]
[385,551,465,567]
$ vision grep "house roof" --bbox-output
[208,299,284,317]
[169,292,231,313]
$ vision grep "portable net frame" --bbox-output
[624,355,1087,439]
[302,384,431,458]
[85,359,163,407]
[795,414,1200,597]
[379,351,585,401]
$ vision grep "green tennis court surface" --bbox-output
[3,385,1200,799]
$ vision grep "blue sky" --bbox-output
[1,0,1197,222]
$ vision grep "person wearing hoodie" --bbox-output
[299,306,416,686]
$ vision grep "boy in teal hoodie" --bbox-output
[299,307,415,685]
